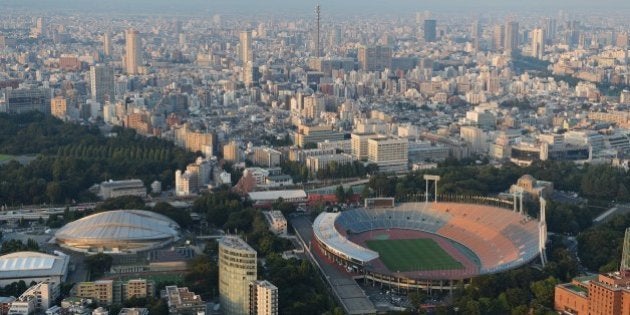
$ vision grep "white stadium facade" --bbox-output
[54,210,180,254]
[0,251,69,286]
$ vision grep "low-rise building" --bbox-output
[161,286,206,315]
[262,211,287,235]
[99,179,147,200]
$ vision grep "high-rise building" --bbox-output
[103,33,112,57]
[219,236,257,315]
[357,45,392,71]
[504,21,519,54]
[616,32,629,49]
[34,17,45,38]
[240,30,253,66]
[492,25,505,51]
[50,96,68,119]
[2,87,51,114]
[531,28,545,59]
[471,20,482,51]
[423,19,437,42]
[124,29,141,75]
[249,280,278,315]
[543,18,556,43]
[90,64,115,105]
[223,141,241,162]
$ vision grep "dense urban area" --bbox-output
[1,1,630,314]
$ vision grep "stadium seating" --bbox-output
[334,201,541,275]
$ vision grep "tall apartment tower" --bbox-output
[492,24,505,51]
[471,20,482,51]
[103,33,112,57]
[125,29,141,75]
[219,236,257,315]
[531,28,545,59]
[240,30,253,66]
[249,280,278,315]
[504,21,519,54]
[423,19,437,42]
[90,64,115,105]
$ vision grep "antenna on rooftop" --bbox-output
[621,227,630,272]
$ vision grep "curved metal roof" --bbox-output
[55,210,180,242]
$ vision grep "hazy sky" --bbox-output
[2,0,630,14]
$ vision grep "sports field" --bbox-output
[365,238,464,272]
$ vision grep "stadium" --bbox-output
[312,197,547,291]
[54,210,181,254]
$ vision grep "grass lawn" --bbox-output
[366,238,464,272]
[0,154,13,162]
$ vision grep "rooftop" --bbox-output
[0,251,69,280]
[218,236,256,253]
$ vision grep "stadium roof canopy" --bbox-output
[0,251,69,280]
[55,210,180,253]
[313,212,379,264]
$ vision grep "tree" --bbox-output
[84,253,113,279]
[530,276,558,308]
[335,185,346,203]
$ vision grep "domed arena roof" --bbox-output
[55,210,180,254]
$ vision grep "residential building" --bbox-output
[90,65,115,106]
[161,286,206,315]
[219,236,257,315]
[249,280,278,315]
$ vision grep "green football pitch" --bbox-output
[365,238,464,272]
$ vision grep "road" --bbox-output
[291,215,377,315]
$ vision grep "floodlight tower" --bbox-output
[620,227,630,272]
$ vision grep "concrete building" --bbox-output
[90,65,115,106]
[358,45,392,71]
[175,169,198,197]
[293,125,344,148]
[50,96,68,119]
[8,282,58,315]
[1,87,51,114]
[351,133,379,160]
[161,286,206,315]
[72,280,117,305]
[219,236,257,315]
[305,153,354,174]
[223,141,241,163]
[240,30,253,65]
[262,211,287,235]
[249,280,278,315]
[504,21,519,54]
[531,28,545,59]
[125,29,141,75]
[367,137,409,173]
[252,147,281,168]
[118,308,148,315]
[98,179,147,200]
[423,19,437,42]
